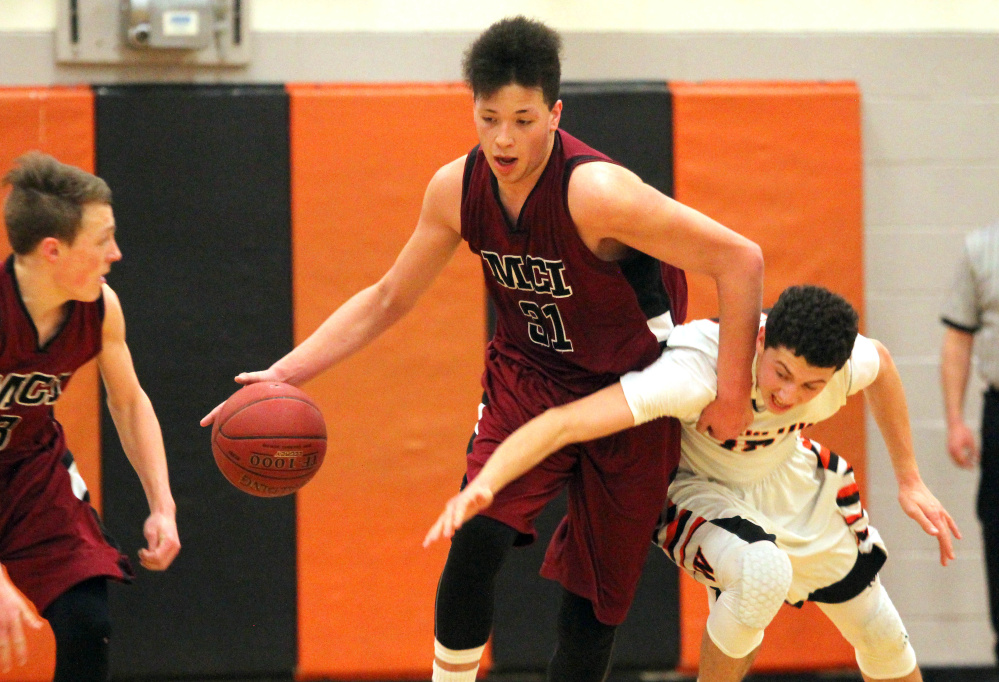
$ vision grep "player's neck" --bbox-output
[12,256,71,334]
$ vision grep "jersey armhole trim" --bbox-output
[461,146,480,202]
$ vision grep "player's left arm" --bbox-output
[423,383,636,547]
[568,162,763,441]
[97,285,180,571]
[863,338,961,566]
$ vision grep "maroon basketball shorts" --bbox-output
[466,353,680,625]
[0,447,132,613]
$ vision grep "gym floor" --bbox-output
[156,667,998,682]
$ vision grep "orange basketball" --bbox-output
[211,381,327,497]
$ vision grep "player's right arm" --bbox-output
[941,326,978,468]
[0,566,43,672]
[201,158,466,426]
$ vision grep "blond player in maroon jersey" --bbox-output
[0,152,179,681]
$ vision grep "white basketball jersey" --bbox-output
[620,316,880,486]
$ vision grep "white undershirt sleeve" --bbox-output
[846,334,881,395]
[620,347,717,425]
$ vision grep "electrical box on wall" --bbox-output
[56,0,250,66]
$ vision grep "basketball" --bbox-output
[211,381,327,497]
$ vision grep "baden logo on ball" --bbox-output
[211,382,327,497]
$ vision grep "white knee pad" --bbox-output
[705,541,793,659]
[820,581,917,680]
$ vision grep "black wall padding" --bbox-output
[491,81,680,673]
[95,84,296,678]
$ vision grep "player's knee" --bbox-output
[706,541,791,659]
[850,587,917,679]
[445,514,518,577]
[723,541,792,630]
[436,515,519,650]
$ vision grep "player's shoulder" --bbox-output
[843,333,881,394]
[431,155,469,187]
[99,283,124,326]
[422,155,468,216]
[568,159,640,199]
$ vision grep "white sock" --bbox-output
[432,640,485,682]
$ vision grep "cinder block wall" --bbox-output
[2,15,998,668]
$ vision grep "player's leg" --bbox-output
[816,577,919,682]
[42,577,111,682]
[433,514,519,682]
[697,626,759,682]
[660,510,792,682]
[542,419,675,682]
[546,588,617,682]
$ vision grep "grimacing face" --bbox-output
[473,84,561,189]
[755,333,837,414]
[52,202,121,302]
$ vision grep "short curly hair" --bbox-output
[462,16,562,108]
[764,285,859,371]
[3,151,112,255]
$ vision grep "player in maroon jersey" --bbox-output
[0,153,180,681]
[202,17,763,682]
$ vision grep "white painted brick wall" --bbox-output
[1,26,997,669]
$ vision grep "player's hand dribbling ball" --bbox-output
[211,382,327,497]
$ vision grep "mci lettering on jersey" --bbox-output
[0,372,72,450]
[480,250,573,297]
[0,371,72,409]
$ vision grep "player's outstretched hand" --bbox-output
[199,368,283,426]
[138,511,181,571]
[423,482,495,548]
[898,479,962,566]
[697,394,753,442]
[0,571,44,673]
[947,420,980,469]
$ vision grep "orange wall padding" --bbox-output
[0,86,98,682]
[288,83,484,679]
[671,81,865,673]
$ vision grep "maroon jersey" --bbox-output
[0,255,104,463]
[461,131,688,624]
[0,255,130,613]
[461,130,687,394]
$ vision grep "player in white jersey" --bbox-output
[425,285,960,682]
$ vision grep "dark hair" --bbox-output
[2,151,112,255]
[764,285,859,370]
[462,16,562,108]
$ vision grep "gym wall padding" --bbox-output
[671,81,864,673]
[287,83,484,679]
[489,81,681,674]
[95,85,297,678]
[0,85,98,682]
[0,80,865,682]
